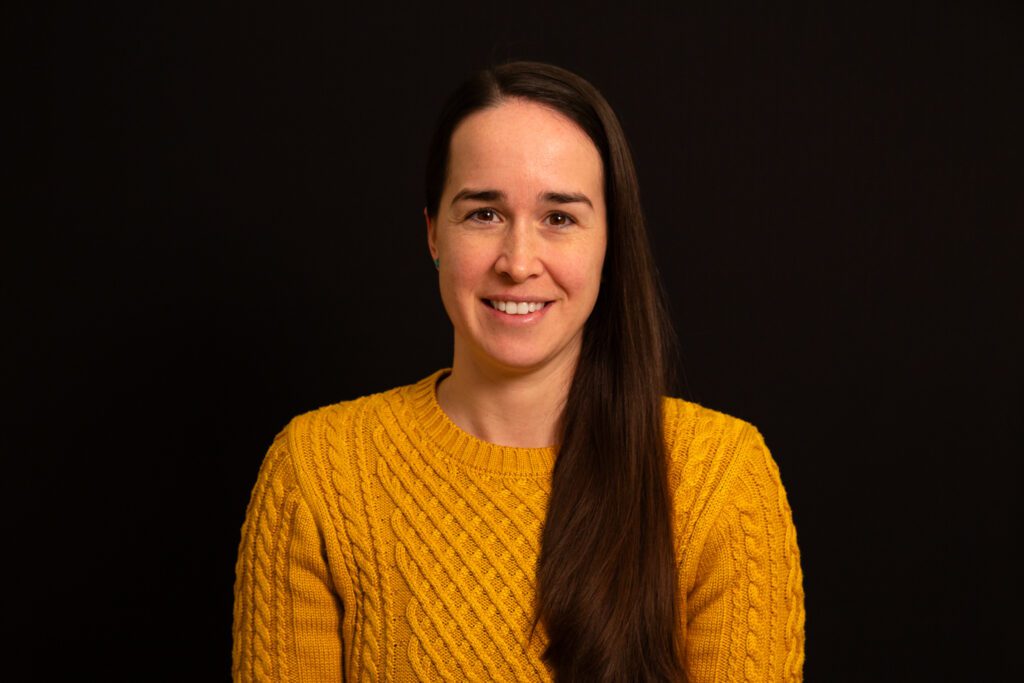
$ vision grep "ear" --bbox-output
[425,207,438,260]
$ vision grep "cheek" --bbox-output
[574,243,607,297]
[440,246,492,302]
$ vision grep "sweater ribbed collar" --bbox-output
[402,369,557,477]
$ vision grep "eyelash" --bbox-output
[465,209,577,227]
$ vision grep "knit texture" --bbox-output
[232,370,805,681]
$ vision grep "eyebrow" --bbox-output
[449,188,594,209]
[542,191,593,209]
[450,188,505,205]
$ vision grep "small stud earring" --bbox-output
[433,258,440,270]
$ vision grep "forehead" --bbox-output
[446,100,603,196]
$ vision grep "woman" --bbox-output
[233,61,805,682]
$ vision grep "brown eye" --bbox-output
[469,209,499,223]
[547,213,575,227]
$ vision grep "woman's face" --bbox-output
[427,99,607,377]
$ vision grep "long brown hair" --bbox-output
[425,61,682,682]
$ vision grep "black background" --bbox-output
[9,1,1021,680]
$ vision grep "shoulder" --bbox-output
[662,397,792,559]
[270,372,442,492]
[276,383,405,476]
[283,387,391,445]
[243,382,414,542]
[662,396,765,485]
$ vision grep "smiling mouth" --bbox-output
[483,299,551,315]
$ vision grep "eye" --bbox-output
[467,208,500,223]
[546,212,576,227]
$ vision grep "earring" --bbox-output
[433,257,440,270]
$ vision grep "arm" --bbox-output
[232,430,344,682]
[684,428,805,682]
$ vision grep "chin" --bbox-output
[496,357,553,374]
[454,326,580,376]
[480,351,548,373]
[476,341,574,376]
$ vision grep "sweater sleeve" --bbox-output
[683,427,806,682]
[232,428,345,682]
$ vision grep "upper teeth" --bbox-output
[491,300,546,314]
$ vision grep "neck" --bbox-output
[438,344,577,449]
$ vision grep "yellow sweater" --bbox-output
[232,370,805,681]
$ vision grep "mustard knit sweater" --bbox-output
[232,370,805,681]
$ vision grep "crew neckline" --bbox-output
[403,369,557,477]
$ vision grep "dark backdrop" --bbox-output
[10,2,1021,680]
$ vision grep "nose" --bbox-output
[494,222,544,283]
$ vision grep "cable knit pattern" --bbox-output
[232,369,805,681]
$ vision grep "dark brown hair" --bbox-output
[425,61,682,682]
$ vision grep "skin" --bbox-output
[425,99,607,448]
